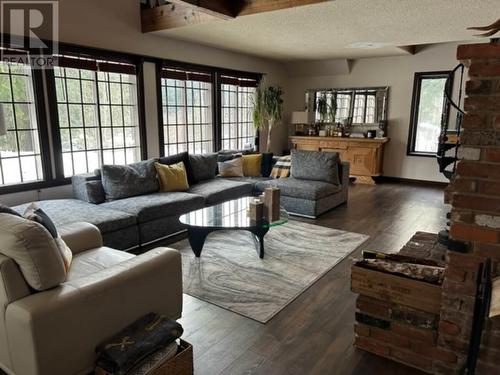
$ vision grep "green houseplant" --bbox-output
[253,81,284,153]
[317,91,337,124]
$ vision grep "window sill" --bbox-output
[0,178,71,196]
[407,151,437,158]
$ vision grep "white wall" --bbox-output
[285,42,464,182]
[0,0,287,206]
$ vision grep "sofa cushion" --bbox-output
[291,149,340,185]
[72,173,105,204]
[242,154,262,177]
[255,177,341,200]
[100,192,205,223]
[0,213,67,291]
[188,179,253,204]
[218,157,244,177]
[155,162,189,192]
[23,203,73,272]
[189,153,218,182]
[0,203,22,217]
[270,155,291,179]
[101,159,159,200]
[67,247,134,281]
[13,199,136,234]
[158,151,195,184]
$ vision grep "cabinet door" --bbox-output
[321,148,350,163]
[349,147,376,176]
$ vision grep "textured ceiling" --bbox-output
[154,0,498,61]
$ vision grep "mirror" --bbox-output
[305,87,389,136]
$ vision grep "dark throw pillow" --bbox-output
[189,153,218,182]
[0,203,22,217]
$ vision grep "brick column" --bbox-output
[436,41,500,375]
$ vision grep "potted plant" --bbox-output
[253,80,284,153]
[317,91,337,124]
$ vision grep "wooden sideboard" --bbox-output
[289,136,389,184]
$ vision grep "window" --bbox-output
[0,48,45,186]
[352,92,376,124]
[52,54,143,177]
[407,71,451,156]
[220,75,258,150]
[160,68,213,156]
[335,93,352,123]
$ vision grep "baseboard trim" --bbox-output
[375,176,448,188]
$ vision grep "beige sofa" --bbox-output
[0,220,183,375]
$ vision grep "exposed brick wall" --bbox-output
[353,233,452,373]
[436,41,500,375]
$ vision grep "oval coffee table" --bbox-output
[179,196,288,259]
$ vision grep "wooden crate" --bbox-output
[96,339,193,375]
[351,265,442,314]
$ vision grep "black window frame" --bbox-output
[157,64,216,156]
[0,43,53,195]
[218,74,259,151]
[407,71,453,158]
[156,60,261,157]
[45,43,148,180]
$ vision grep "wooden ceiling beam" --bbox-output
[141,0,334,32]
[235,0,334,17]
[141,3,232,32]
[167,0,237,19]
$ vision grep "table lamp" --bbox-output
[291,111,309,135]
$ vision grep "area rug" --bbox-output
[175,220,368,323]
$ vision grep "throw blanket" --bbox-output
[96,313,183,375]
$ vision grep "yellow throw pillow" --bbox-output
[155,162,189,192]
[242,154,262,177]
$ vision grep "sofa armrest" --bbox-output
[5,247,182,375]
[59,222,103,254]
[72,173,105,204]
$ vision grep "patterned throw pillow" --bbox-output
[23,203,73,272]
[270,155,291,179]
[218,157,244,177]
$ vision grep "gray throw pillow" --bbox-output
[101,159,159,200]
[84,181,106,204]
[0,203,22,217]
[189,153,218,182]
[291,150,341,185]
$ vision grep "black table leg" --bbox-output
[187,227,212,257]
[250,227,269,259]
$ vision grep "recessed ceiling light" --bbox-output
[347,42,392,49]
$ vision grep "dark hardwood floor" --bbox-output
[0,182,446,375]
[179,181,448,375]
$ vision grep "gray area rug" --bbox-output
[175,220,368,323]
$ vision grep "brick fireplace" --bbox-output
[352,40,500,375]
[437,40,500,375]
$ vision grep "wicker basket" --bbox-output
[148,340,193,375]
[95,340,193,375]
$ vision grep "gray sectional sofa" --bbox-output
[12,150,349,251]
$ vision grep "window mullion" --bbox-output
[78,69,89,173]
[94,70,105,167]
